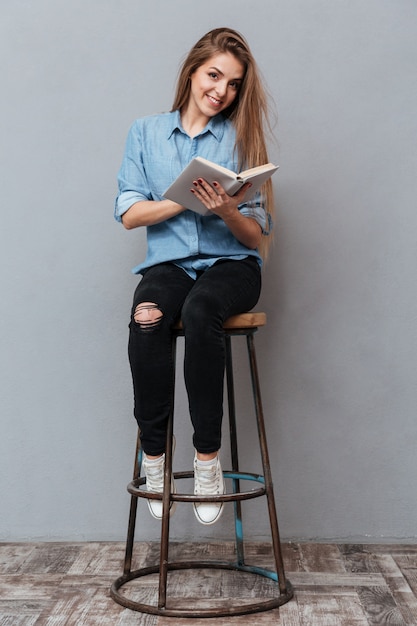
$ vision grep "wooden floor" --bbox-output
[1,541,417,625]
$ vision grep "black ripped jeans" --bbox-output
[128,257,261,456]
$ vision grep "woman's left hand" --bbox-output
[190,178,262,249]
[190,178,250,219]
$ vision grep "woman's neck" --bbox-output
[180,105,210,138]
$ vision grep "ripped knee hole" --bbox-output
[133,302,163,330]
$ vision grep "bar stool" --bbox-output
[111,312,293,617]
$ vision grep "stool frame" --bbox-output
[111,313,293,617]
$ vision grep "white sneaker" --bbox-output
[142,442,176,520]
[193,454,225,525]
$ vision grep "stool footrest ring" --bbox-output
[128,470,267,502]
[110,560,294,618]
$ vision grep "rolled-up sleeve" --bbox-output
[239,195,273,235]
[114,120,151,222]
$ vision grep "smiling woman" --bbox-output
[115,27,276,526]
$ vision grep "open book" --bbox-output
[163,156,279,216]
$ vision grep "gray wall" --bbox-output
[1,0,416,542]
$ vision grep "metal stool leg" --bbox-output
[246,332,287,594]
[157,332,177,608]
[122,435,141,577]
[157,414,174,608]
[225,333,245,566]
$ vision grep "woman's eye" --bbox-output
[209,72,218,79]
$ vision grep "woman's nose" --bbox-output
[215,81,227,97]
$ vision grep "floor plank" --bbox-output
[0,542,417,625]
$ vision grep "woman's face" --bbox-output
[187,52,245,122]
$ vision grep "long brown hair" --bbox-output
[172,28,275,257]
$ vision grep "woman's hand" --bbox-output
[190,178,262,249]
[190,178,248,218]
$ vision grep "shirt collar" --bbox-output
[167,109,225,142]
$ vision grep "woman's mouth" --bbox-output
[207,94,222,107]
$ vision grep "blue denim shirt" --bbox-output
[115,110,270,277]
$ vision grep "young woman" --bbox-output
[115,28,275,525]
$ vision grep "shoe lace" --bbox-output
[144,457,164,493]
[195,462,221,495]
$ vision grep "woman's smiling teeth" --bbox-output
[207,95,221,105]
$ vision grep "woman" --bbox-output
[115,28,275,525]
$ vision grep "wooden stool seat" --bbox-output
[173,311,267,331]
[111,311,293,617]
